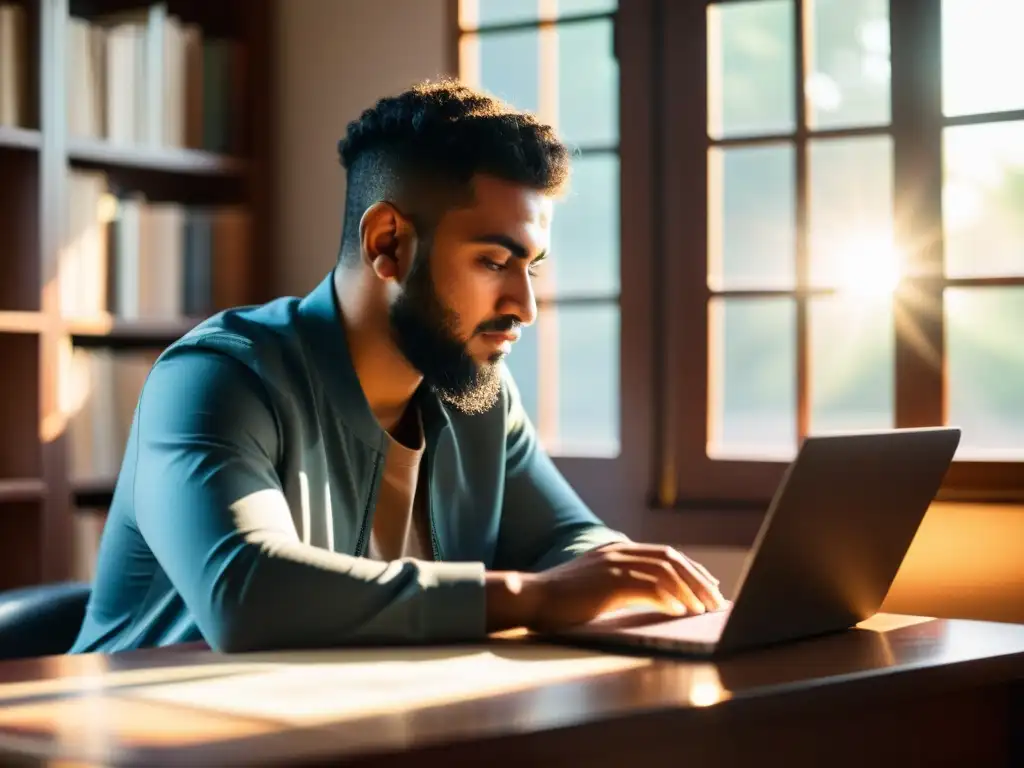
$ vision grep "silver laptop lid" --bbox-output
[715,427,960,654]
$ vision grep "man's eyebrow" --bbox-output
[469,234,547,261]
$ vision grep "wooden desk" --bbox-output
[0,615,1020,767]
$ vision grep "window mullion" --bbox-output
[890,0,945,429]
[795,0,810,442]
[536,10,560,445]
[663,0,712,506]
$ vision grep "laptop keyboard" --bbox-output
[643,607,732,643]
[567,604,733,646]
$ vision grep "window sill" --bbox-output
[627,498,1024,550]
[625,505,766,549]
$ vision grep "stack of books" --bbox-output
[67,2,243,151]
[62,169,251,320]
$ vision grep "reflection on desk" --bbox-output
[125,645,650,726]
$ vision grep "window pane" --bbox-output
[504,304,620,456]
[505,321,541,431]
[553,303,620,456]
[470,22,618,146]
[808,136,896,291]
[946,288,1024,459]
[708,298,797,459]
[806,0,890,130]
[708,144,796,291]
[557,19,617,147]
[544,153,619,299]
[474,30,540,114]
[464,10,621,462]
[942,0,1024,117]
[707,0,795,139]
[463,0,616,28]
[809,296,894,433]
[556,0,617,17]
[943,122,1024,279]
[468,0,540,27]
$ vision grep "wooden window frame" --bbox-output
[452,0,1024,547]
[451,0,661,532]
[661,0,1024,513]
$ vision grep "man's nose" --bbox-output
[503,271,537,327]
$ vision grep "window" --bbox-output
[940,0,1024,470]
[455,0,1024,526]
[457,0,621,457]
[455,0,660,528]
[664,0,1024,506]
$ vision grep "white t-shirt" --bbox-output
[366,408,434,561]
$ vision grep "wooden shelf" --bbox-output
[0,311,47,334]
[68,138,246,177]
[72,477,115,509]
[0,478,47,503]
[66,316,202,349]
[0,0,271,584]
[0,126,41,152]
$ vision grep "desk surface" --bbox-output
[0,614,1022,766]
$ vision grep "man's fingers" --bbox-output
[619,570,688,616]
[684,556,719,586]
[669,553,727,611]
[650,559,706,614]
[608,545,725,611]
[609,555,705,615]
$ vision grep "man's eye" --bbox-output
[527,262,545,277]
[483,259,506,272]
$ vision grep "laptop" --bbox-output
[552,427,961,657]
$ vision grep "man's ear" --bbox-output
[360,201,418,282]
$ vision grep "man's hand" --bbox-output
[485,544,727,633]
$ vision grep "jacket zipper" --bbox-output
[354,451,383,557]
[425,450,442,561]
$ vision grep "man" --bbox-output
[72,80,724,654]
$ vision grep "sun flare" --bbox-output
[833,236,903,298]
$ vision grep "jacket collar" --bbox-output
[296,270,451,453]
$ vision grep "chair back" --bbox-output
[0,582,91,660]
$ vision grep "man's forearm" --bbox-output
[484,571,539,633]
[161,533,487,652]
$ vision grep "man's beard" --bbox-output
[388,247,509,415]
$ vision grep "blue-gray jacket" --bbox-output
[71,271,626,653]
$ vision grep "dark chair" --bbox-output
[0,582,91,660]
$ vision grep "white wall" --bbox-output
[273,0,452,297]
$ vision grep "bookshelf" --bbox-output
[0,0,272,588]
[68,137,247,175]
[0,124,41,149]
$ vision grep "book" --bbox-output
[0,3,26,127]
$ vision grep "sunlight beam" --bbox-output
[831,235,903,298]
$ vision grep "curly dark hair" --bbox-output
[336,78,571,264]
